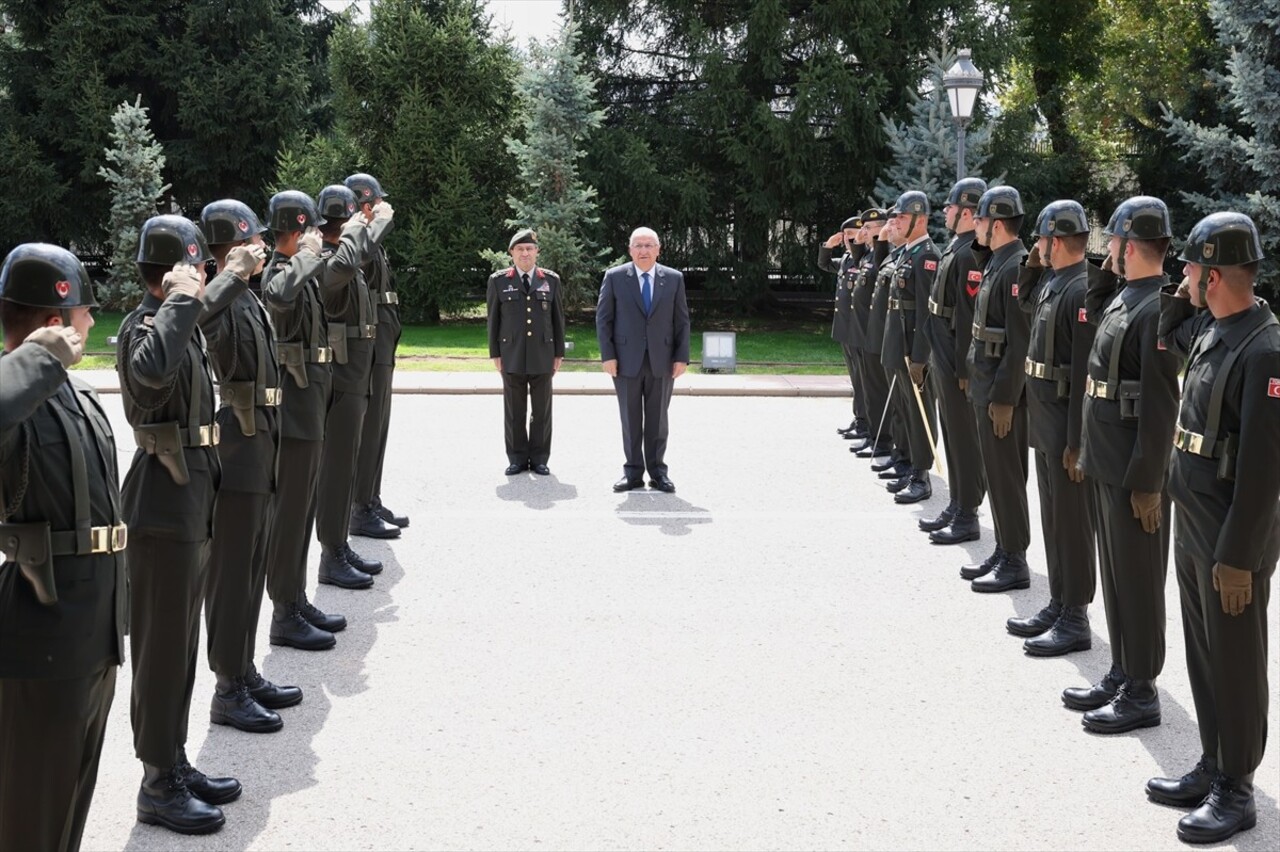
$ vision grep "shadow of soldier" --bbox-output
[614,489,712,537]
[494,474,579,511]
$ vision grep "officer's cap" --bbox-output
[509,229,539,250]
[841,216,862,231]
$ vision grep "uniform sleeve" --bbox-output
[1084,262,1122,326]
[319,232,363,312]
[486,276,502,359]
[1066,284,1096,450]
[953,255,980,382]
[1123,309,1181,492]
[989,265,1031,406]
[197,270,249,367]
[366,215,393,249]
[817,244,838,274]
[910,250,938,364]
[1016,263,1046,316]
[123,296,204,390]
[596,272,617,362]
[0,345,66,449]
[552,279,566,358]
[263,252,323,310]
[672,271,691,364]
[1157,289,1204,360]
[1215,345,1280,570]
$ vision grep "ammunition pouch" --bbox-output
[219,382,283,437]
[327,322,349,366]
[0,522,56,605]
[132,421,217,485]
[276,342,309,389]
[972,324,1006,358]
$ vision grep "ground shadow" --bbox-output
[494,473,579,511]
[614,488,712,537]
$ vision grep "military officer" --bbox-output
[921,178,988,543]
[1010,200,1098,656]
[0,245,125,852]
[1147,212,1278,844]
[197,199,300,733]
[817,215,868,438]
[961,186,1033,593]
[117,216,238,834]
[851,209,893,458]
[1064,196,1180,734]
[345,173,409,537]
[487,229,566,476]
[868,215,913,479]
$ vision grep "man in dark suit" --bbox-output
[487,229,566,476]
[596,227,691,493]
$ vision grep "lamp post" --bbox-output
[943,49,984,182]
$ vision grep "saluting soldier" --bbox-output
[921,178,988,543]
[868,215,913,479]
[818,215,868,439]
[196,199,300,734]
[851,209,893,458]
[0,245,125,852]
[345,173,409,536]
[962,186,1033,592]
[1010,201,1098,656]
[118,216,238,834]
[1064,196,1180,735]
[1147,213,1278,845]
[487,229,566,476]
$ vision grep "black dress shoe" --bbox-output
[1024,605,1092,656]
[318,549,374,590]
[245,670,303,710]
[919,502,957,532]
[971,550,1031,593]
[137,764,225,835]
[1148,755,1215,807]
[372,498,409,528]
[613,477,645,492]
[885,473,912,494]
[649,475,676,493]
[299,593,347,632]
[870,455,900,472]
[1177,774,1256,844]
[348,502,402,539]
[342,542,382,575]
[960,547,1005,580]
[855,443,892,458]
[270,602,337,650]
[531,463,551,476]
[877,461,912,479]
[176,754,242,806]
[1082,678,1161,733]
[211,678,283,733]
[930,509,981,545]
[505,462,526,475]
[894,472,931,504]
[1007,600,1062,637]
[1062,664,1126,711]
[848,438,872,452]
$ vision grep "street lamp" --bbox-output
[943,48,984,182]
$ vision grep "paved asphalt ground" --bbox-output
[76,379,1278,851]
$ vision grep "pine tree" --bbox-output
[97,96,170,310]
[1163,0,1280,297]
[874,48,995,245]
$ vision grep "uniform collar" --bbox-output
[1119,274,1166,307]
[991,240,1025,263]
[1217,298,1271,348]
[141,291,164,310]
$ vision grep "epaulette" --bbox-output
[537,268,559,279]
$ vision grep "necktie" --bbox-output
[642,272,652,315]
[521,272,530,292]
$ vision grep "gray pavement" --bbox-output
[79,392,1278,851]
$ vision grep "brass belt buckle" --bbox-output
[315,347,333,364]
[196,423,220,446]
[263,387,283,406]
[89,524,129,554]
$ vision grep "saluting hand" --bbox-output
[824,233,843,249]
[374,201,394,222]
[1213,563,1253,616]
[161,264,202,299]
[25,325,84,368]
[225,243,267,281]
[298,228,323,257]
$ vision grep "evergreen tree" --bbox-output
[1164,0,1280,297]
[97,96,170,310]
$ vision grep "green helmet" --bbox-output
[267,190,325,232]
[317,185,359,221]
[137,215,212,266]
[200,199,267,246]
[976,186,1024,219]
[1179,211,1265,267]
[1103,196,1171,240]
[946,178,987,209]
[1034,200,1088,238]
[344,173,387,204]
[0,243,99,309]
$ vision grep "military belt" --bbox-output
[49,523,129,556]
[134,423,219,448]
[1173,425,1221,458]
[307,346,333,364]
[220,383,282,408]
[888,296,916,310]
[927,296,953,319]
[971,324,1006,343]
[377,292,399,305]
[1024,358,1067,382]
[1084,376,1140,401]
[345,324,377,339]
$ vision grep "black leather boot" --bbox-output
[918,502,957,532]
[299,592,347,633]
[1177,773,1256,844]
[971,550,1031,593]
[1007,599,1062,638]
[136,764,225,835]
[211,676,283,733]
[349,502,401,539]
[1082,678,1161,733]
[878,460,913,480]
[318,547,374,589]
[342,542,382,575]
[244,667,303,710]
[853,442,891,457]
[886,473,913,493]
[1147,755,1215,807]
[1062,664,1125,711]
[960,546,1005,580]
[870,454,902,473]
[176,752,242,806]
[373,497,409,528]
[931,509,981,545]
[894,471,932,504]
[1024,605,1091,656]
[270,600,338,650]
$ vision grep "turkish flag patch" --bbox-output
[1078,307,1088,323]
[55,279,71,299]
[967,270,982,283]
[924,259,938,271]
[237,219,249,232]
[186,243,198,257]
[1011,283,1019,297]
[1268,378,1280,398]
[296,214,306,225]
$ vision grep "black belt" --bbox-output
[345,324,377,339]
[927,296,953,319]
[377,292,399,305]
[972,324,1006,343]
[49,523,129,555]
[220,383,282,408]
[889,296,916,310]
[1024,358,1067,381]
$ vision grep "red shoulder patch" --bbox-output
[1011,283,1019,297]
[506,268,516,278]
[1269,378,1280,398]
[923,259,938,271]
[1078,307,1088,323]
[967,270,982,282]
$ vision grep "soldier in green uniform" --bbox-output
[1010,200,1098,655]
[487,229,566,475]
[1147,212,1278,844]
[197,199,301,733]
[868,215,913,479]
[921,178,988,543]
[0,245,125,852]
[961,186,1033,592]
[261,191,348,648]
[345,173,409,536]
[851,209,893,458]
[118,216,238,834]
[817,215,867,439]
[1064,196,1180,734]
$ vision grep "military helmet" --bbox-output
[317,185,359,221]
[1179,211,1265,267]
[1034,200,1089,238]
[199,199,266,246]
[946,178,988,209]
[267,190,326,232]
[137,215,212,266]
[976,186,1024,220]
[841,216,862,231]
[1103,195,1171,240]
[0,243,99,309]
[894,191,930,217]
[344,173,387,204]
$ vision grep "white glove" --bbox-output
[341,212,368,236]
[162,264,202,299]
[298,228,323,257]
[24,325,83,368]
[373,201,394,222]
[225,243,267,280]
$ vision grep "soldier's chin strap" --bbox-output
[1043,235,1054,267]
[1116,237,1128,278]
[984,218,995,247]
[60,308,73,328]
[1196,265,1211,306]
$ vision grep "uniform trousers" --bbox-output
[892,366,935,471]
[354,361,394,504]
[859,351,894,452]
[265,437,323,605]
[0,666,116,852]
[502,371,554,465]
[973,401,1030,552]
[1034,449,1097,606]
[841,344,866,423]
[932,363,986,510]
[316,389,369,550]
[204,490,273,678]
